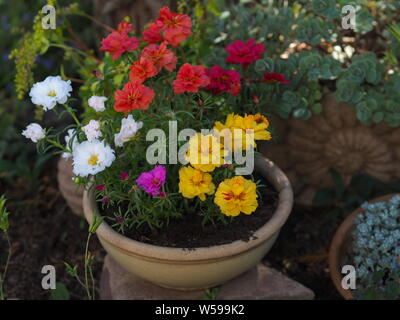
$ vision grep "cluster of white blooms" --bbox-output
[29,76,72,111]
[83,120,102,142]
[25,77,117,177]
[72,140,115,177]
[114,115,143,147]
[22,123,46,143]
[88,96,107,112]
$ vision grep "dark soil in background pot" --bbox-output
[101,177,279,248]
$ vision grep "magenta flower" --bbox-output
[119,172,129,180]
[136,165,166,196]
[95,184,106,191]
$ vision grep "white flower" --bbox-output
[29,76,72,111]
[114,115,143,147]
[22,123,46,143]
[62,129,78,159]
[82,120,102,142]
[72,140,115,177]
[88,96,107,112]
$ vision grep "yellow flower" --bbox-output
[178,166,215,201]
[185,133,227,172]
[214,176,258,216]
[213,113,271,152]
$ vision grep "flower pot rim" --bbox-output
[328,193,400,300]
[83,155,293,262]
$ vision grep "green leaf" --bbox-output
[0,195,9,231]
[313,188,335,206]
[89,211,104,233]
[293,108,311,120]
[312,103,323,114]
[372,112,384,123]
[50,282,70,300]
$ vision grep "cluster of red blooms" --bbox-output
[99,6,290,113]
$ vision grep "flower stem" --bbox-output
[63,104,81,126]
[84,233,93,300]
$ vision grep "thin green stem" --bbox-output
[63,104,81,126]
[46,138,65,150]
[84,233,92,300]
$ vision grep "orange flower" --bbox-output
[173,63,210,94]
[155,6,192,47]
[114,80,155,113]
[129,57,158,83]
[140,42,177,72]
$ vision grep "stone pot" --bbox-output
[261,92,400,205]
[328,193,399,300]
[57,156,84,215]
[83,155,293,291]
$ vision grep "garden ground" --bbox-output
[0,158,341,300]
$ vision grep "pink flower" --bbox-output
[205,66,241,96]
[119,172,129,180]
[102,196,110,203]
[225,39,264,69]
[136,165,166,196]
[95,184,106,191]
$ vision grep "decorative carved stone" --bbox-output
[57,157,84,215]
[261,93,400,205]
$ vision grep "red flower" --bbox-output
[205,66,241,96]
[100,21,140,60]
[142,21,164,44]
[119,172,129,180]
[173,63,210,94]
[100,32,140,60]
[129,57,158,83]
[153,6,192,47]
[114,80,155,112]
[140,42,177,72]
[117,21,134,34]
[225,39,264,69]
[261,72,290,84]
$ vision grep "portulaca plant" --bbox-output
[22,6,274,232]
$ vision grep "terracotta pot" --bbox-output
[261,92,400,205]
[57,157,84,215]
[328,193,399,300]
[83,155,293,290]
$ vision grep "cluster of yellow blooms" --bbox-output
[178,113,271,216]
